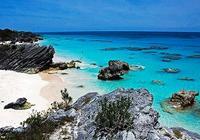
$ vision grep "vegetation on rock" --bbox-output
[94,96,133,138]
[61,88,73,107]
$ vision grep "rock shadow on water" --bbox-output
[160,52,183,62]
[100,47,124,51]
[100,45,168,52]
[178,77,195,82]
[142,51,158,54]
[161,68,181,74]
[151,80,165,86]
[90,39,112,43]
[187,54,200,59]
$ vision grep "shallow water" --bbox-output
[40,31,200,133]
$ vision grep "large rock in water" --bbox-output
[0,43,55,73]
[169,90,199,109]
[98,60,130,80]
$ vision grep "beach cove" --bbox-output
[41,31,200,134]
[0,63,103,127]
[0,30,200,139]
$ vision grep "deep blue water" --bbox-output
[40,31,200,133]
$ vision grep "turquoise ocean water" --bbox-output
[40,32,200,133]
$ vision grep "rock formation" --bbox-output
[151,80,165,86]
[0,29,56,73]
[98,60,130,80]
[4,98,27,109]
[0,29,42,43]
[1,88,200,139]
[50,88,200,140]
[169,90,199,109]
[162,68,180,73]
[0,43,55,73]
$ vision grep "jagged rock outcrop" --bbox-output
[0,29,42,43]
[50,89,200,140]
[0,43,55,73]
[169,90,199,109]
[98,60,130,80]
[0,29,82,74]
[48,60,81,71]
[1,89,200,140]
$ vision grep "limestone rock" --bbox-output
[4,98,27,109]
[0,43,55,73]
[169,90,199,109]
[98,60,130,80]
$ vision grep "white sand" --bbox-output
[54,69,104,101]
[0,70,50,127]
[0,57,104,128]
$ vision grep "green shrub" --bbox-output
[173,129,183,139]
[21,110,49,128]
[50,89,73,111]
[94,96,133,138]
[15,102,35,110]
[18,109,56,140]
[61,88,72,106]
[2,89,73,139]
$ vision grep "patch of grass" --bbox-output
[173,129,183,139]
[15,102,35,110]
[94,96,133,138]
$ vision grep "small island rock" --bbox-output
[169,90,199,109]
[98,60,130,80]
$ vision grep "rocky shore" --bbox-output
[0,29,200,139]
[1,88,200,140]
[0,29,80,73]
[0,29,42,43]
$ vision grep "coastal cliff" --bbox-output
[0,29,55,73]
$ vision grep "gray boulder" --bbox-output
[98,60,130,80]
[4,97,27,109]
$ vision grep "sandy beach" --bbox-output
[0,70,65,127]
[0,64,103,128]
[0,70,47,127]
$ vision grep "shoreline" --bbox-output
[0,70,49,127]
[0,59,103,127]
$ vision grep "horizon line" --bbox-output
[36,30,200,34]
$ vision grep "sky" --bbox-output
[0,0,200,32]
